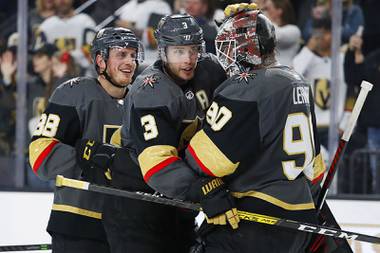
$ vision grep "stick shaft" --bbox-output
[56,176,380,244]
[0,244,51,252]
[317,81,373,210]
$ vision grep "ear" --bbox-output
[96,54,106,72]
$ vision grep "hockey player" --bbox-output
[75,14,227,253]
[28,27,143,253]
[125,8,328,253]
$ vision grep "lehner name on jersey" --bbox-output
[293,86,310,105]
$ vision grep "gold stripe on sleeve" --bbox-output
[190,130,239,177]
[138,145,179,176]
[29,138,58,168]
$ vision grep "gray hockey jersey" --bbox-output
[29,77,124,240]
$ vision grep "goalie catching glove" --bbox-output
[187,177,240,229]
[75,139,116,184]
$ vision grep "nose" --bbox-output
[123,55,136,66]
[183,50,196,63]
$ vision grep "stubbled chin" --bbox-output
[180,71,194,80]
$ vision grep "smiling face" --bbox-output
[98,47,137,87]
[164,45,199,81]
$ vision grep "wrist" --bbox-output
[2,75,12,85]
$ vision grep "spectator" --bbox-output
[341,0,364,44]
[27,43,59,189]
[183,0,218,53]
[293,16,347,149]
[302,0,364,44]
[27,43,59,138]
[29,0,55,37]
[82,0,125,25]
[356,0,380,54]
[36,0,96,72]
[0,33,18,155]
[51,50,80,84]
[116,0,172,64]
[301,0,329,42]
[344,33,380,193]
[263,0,301,66]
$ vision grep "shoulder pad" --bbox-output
[130,63,182,110]
[50,77,100,106]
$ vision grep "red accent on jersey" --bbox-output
[312,172,324,185]
[33,140,59,174]
[187,144,216,177]
[144,156,181,182]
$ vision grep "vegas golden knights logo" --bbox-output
[314,79,330,110]
[103,125,120,144]
[54,37,76,51]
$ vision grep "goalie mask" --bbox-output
[154,14,206,63]
[215,10,276,73]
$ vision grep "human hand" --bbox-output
[0,51,17,84]
[75,139,116,184]
[187,177,240,229]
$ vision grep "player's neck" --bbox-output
[98,76,127,99]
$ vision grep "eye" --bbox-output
[175,49,185,55]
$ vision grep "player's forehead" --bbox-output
[167,44,199,51]
[109,46,137,54]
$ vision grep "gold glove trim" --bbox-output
[205,208,240,229]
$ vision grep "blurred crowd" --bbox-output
[0,0,380,195]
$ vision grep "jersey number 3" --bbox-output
[141,114,159,141]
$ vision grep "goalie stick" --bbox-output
[56,175,380,245]
[317,80,373,210]
[309,80,373,252]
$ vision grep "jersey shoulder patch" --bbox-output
[131,63,182,111]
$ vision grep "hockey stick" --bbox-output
[0,244,51,252]
[308,80,373,252]
[56,175,380,244]
[317,80,373,211]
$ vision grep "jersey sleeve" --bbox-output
[129,101,199,199]
[185,94,261,178]
[302,87,326,185]
[28,84,82,181]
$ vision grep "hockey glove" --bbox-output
[187,177,240,229]
[75,139,116,184]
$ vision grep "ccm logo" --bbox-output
[298,224,359,240]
